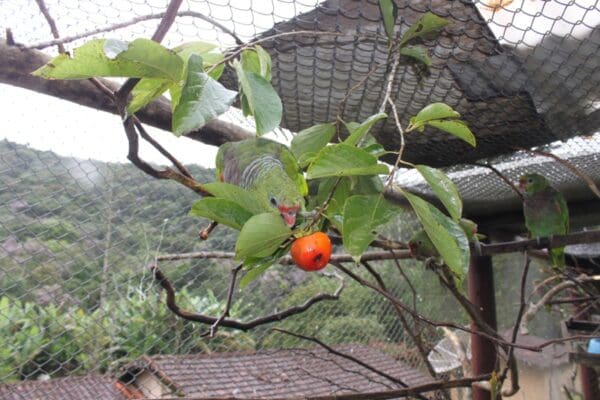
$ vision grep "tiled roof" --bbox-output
[0,374,127,400]
[125,344,433,399]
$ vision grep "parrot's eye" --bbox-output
[270,196,277,206]
[527,178,533,184]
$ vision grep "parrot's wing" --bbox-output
[215,142,242,184]
[554,194,569,234]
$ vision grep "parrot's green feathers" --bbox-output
[215,138,306,227]
[519,173,569,270]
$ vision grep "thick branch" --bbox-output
[157,250,412,263]
[151,265,343,331]
[0,42,253,146]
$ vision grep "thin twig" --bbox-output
[520,274,600,335]
[133,117,193,178]
[391,254,418,312]
[34,0,65,53]
[206,30,353,75]
[124,118,210,196]
[335,61,386,120]
[151,264,344,330]
[28,11,243,50]
[271,328,434,400]
[361,261,441,383]
[378,52,401,114]
[331,262,545,352]
[203,264,243,337]
[385,96,412,188]
[522,148,600,200]
[500,256,532,396]
[473,162,523,200]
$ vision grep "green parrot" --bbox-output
[215,138,307,227]
[408,218,483,261]
[518,173,569,269]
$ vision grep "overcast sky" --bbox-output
[1,0,598,168]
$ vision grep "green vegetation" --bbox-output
[0,140,560,383]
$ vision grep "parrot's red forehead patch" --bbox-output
[278,205,300,213]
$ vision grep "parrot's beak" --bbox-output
[282,212,296,227]
[408,241,417,257]
[279,206,299,227]
[518,178,526,191]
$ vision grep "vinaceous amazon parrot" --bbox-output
[215,138,307,227]
[519,173,569,270]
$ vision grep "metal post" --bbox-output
[468,254,498,400]
[581,364,600,400]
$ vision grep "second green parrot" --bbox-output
[518,173,569,269]
[215,138,307,227]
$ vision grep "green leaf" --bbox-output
[306,144,389,180]
[241,46,272,81]
[172,54,237,136]
[291,123,336,166]
[189,198,253,230]
[173,41,218,60]
[403,191,470,287]
[363,143,390,158]
[351,175,384,195]
[428,119,476,147]
[400,45,432,67]
[127,78,173,115]
[342,195,401,259]
[173,41,224,80]
[235,213,292,260]
[240,258,276,288]
[415,165,462,221]
[33,39,184,80]
[399,12,449,48]
[410,102,459,126]
[203,182,266,215]
[313,177,352,232]
[343,113,387,147]
[234,60,282,135]
[239,245,289,288]
[379,0,398,42]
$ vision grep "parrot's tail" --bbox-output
[550,246,565,272]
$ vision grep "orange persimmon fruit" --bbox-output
[290,232,332,271]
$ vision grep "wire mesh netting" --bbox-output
[1,0,599,399]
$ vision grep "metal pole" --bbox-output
[581,364,599,400]
[468,254,498,400]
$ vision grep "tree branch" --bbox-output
[520,274,600,335]
[34,0,65,54]
[27,10,244,50]
[0,42,253,146]
[151,264,344,330]
[156,250,412,263]
[360,261,441,382]
[271,328,432,400]
[203,264,243,337]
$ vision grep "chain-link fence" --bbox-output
[1,0,599,399]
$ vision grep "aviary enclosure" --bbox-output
[0,1,599,399]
